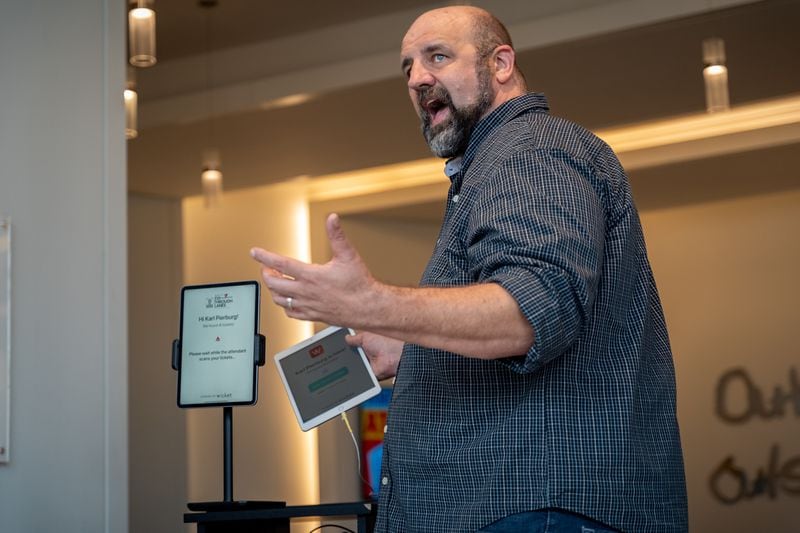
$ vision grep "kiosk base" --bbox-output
[184,501,375,533]
[187,500,286,512]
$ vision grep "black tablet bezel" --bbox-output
[177,280,260,408]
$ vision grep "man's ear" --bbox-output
[493,44,516,84]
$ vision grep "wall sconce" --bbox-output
[702,37,730,113]
[202,149,223,208]
[128,0,157,67]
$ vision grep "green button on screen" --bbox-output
[308,366,349,392]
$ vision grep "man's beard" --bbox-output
[419,65,494,158]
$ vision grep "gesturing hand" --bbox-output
[250,213,380,328]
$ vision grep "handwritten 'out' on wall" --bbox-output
[708,366,800,504]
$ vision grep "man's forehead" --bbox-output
[401,8,472,50]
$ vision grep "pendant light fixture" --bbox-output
[200,0,222,207]
[128,0,157,67]
[702,37,730,113]
[124,67,138,140]
[202,150,223,208]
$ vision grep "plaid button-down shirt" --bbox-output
[376,93,687,532]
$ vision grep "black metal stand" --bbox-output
[173,325,377,532]
[174,333,284,512]
[224,406,233,502]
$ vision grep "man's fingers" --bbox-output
[251,247,308,279]
[250,247,270,263]
[259,265,282,282]
[269,290,286,306]
[251,247,289,271]
[345,332,363,347]
[326,213,358,262]
[262,271,302,298]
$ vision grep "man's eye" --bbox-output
[432,54,446,63]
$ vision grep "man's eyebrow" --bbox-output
[400,43,450,73]
[421,43,450,58]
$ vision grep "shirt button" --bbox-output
[452,194,459,203]
[381,476,389,486]
[383,425,388,434]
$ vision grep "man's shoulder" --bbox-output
[484,106,610,165]
[471,100,631,211]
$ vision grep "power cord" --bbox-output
[307,414,376,533]
[340,411,376,496]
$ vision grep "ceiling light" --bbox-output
[128,1,157,67]
[124,67,138,139]
[202,150,223,208]
[259,93,315,111]
[702,37,729,113]
[200,0,222,208]
[124,89,138,139]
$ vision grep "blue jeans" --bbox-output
[476,509,620,532]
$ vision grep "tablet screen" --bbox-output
[275,326,380,431]
[178,281,259,408]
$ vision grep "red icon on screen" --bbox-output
[309,345,324,358]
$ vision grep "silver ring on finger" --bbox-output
[286,296,293,310]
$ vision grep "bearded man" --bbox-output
[252,5,687,532]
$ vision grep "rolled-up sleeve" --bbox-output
[466,148,606,373]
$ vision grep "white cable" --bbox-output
[340,411,362,479]
[340,411,375,494]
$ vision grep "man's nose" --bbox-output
[407,63,435,90]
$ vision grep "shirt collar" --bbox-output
[444,156,463,178]
[443,92,549,178]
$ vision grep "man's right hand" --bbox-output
[346,331,403,381]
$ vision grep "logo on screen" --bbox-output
[309,345,324,358]
[206,292,234,309]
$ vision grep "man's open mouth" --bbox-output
[422,96,450,126]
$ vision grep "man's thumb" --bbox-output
[326,213,357,260]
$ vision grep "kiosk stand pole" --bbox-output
[175,330,284,512]
[224,406,233,502]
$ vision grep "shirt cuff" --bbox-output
[489,267,579,374]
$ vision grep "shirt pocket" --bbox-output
[420,224,474,286]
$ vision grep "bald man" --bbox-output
[252,6,687,532]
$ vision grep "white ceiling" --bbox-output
[129,0,800,198]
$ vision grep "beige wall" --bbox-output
[181,181,322,517]
[128,194,187,533]
[337,215,440,287]
[641,189,800,532]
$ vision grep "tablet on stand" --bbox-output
[172,280,283,511]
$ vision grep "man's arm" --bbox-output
[251,213,534,360]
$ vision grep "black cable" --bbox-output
[308,525,356,533]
